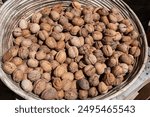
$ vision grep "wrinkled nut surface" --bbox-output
[2,1,141,100]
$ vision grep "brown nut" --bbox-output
[63,22,73,32]
[95,63,107,75]
[18,46,29,59]
[57,90,65,99]
[52,78,63,90]
[19,19,28,30]
[28,70,41,81]
[101,16,109,25]
[13,27,22,37]
[41,72,51,82]
[41,88,58,100]
[62,72,74,81]
[29,51,36,59]
[2,62,17,74]
[13,69,24,82]
[21,79,33,92]
[85,35,94,46]
[62,79,72,91]
[70,36,84,47]
[36,50,46,60]
[55,50,66,63]
[77,78,90,90]
[74,70,85,80]
[38,30,49,41]
[68,62,78,73]
[21,39,32,47]
[103,72,116,85]
[31,12,42,23]
[89,74,99,87]
[40,23,52,32]
[84,13,93,23]
[54,24,63,33]
[85,24,94,33]
[65,12,74,20]
[50,10,60,21]
[79,90,88,100]
[130,31,139,39]
[17,63,28,73]
[68,46,79,58]
[72,17,84,26]
[119,63,129,74]
[11,57,23,66]
[105,29,116,36]
[33,79,46,95]
[64,89,78,100]
[113,75,124,86]
[112,65,123,76]
[22,29,31,37]
[50,60,60,70]
[40,60,52,72]
[84,65,96,77]
[70,26,80,35]
[129,46,141,57]
[107,57,118,67]
[107,23,118,30]
[29,43,40,52]
[29,23,40,33]
[119,23,127,33]
[119,54,134,65]
[93,13,100,21]
[14,37,24,46]
[108,13,118,23]
[92,31,103,40]
[117,43,129,53]
[45,37,57,49]
[88,87,98,97]
[27,58,39,68]
[54,65,67,77]
[98,82,108,94]
[80,28,88,37]
[102,45,113,57]
[85,54,97,65]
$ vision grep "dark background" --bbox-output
[0,0,150,99]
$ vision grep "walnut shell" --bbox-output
[102,45,113,57]
[84,65,96,77]
[103,72,116,85]
[40,60,52,72]
[21,79,33,92]
[28,70,41,81]
[62,72,74,81]
[77,79,90,90]
[95,62,106,75]
[2,62,17,74]
[88,87,98,97]
[55,50,66,63]
[68,62,78,73]
[13,69,24,82]
[52,78,63,90]
[89,74,100,87]
[79,90,88,100]
[57,90,65,99]
[54,64,67,77]
[68,46,79,58]
[11,57,23,66]
[74,70,85,80]
[98,82,108,94]
[62,79,72,91]
[27,58,39,68]
[41,88,58,100]
[64,89,78,100]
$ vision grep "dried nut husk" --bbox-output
[84,65,96,77]
[54,65,67,77]
[33,79,46,95]
[102,45,113,57]
[57,90,65,99]
[50,10,60,21]
[18,46,29,59]
[95,62,106,75]
[79,90,88,100]
[85,35,94,46]
[70,26,80,35]
[21,39,32,47]
[55,50,66,63]
[41,87,58,100]
[40,60,52,72]
[85,54,97,65]
[68,62,78,73]
[38,30,49,41]
[27,59,39,68]
[19,19,28,29]
[119,63,129,74]
[103,72,116,85]
[50,60,60,70]
[13,69,24,82]
[21,79,33,92]
[98,82,108,94]
[28,70,41,81]
[62,72,74,81]
[112,65,123,76]
[88,87,98,97]
[89,74,100,87]
[17,63,28,73]
[117,43,129,53]
[85,24,94,33]
[29,23,40,33]
[77,79,90,90]
[13,27,22,37]
[72,17,84,26]
[119,54,134,65]
[36,50,46,60]
[31,12,42,23]
[62,79,72,91]
[52,78,63,90]
[11,57,23,66]
[64,89,78,100]
[74,70,85,80]
[92,31,103,40]
[2,62,17,74]
[68,46,79,58]
[107,57,118,67]
[45,37,57,49]
[129,46,141,57]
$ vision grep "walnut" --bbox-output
[79,90,88,100]
[98,82,108,94]
[88,87,98,97]
[41,88,58,100]
[77,79,90,90]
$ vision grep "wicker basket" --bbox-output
[0,0,148,100]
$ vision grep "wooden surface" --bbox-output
[0,0,150,100]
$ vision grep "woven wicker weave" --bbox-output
[0,0,148,100]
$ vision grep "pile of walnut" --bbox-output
[2,1,141,100]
